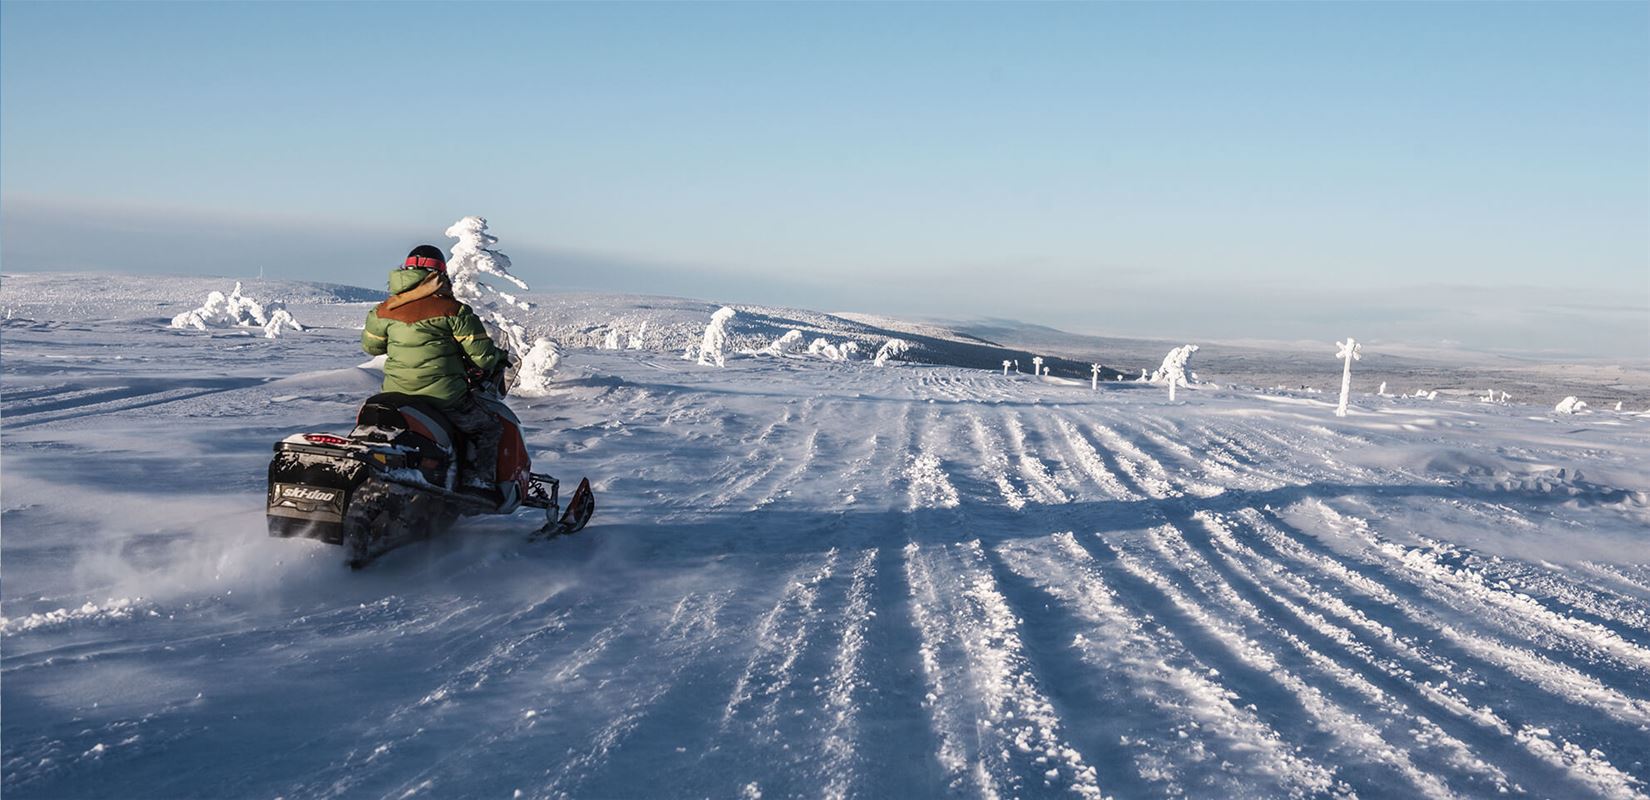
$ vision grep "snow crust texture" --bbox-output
[4,283,1650,799]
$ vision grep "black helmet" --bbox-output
[403,244,447,272]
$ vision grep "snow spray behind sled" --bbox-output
[266,391,593,569]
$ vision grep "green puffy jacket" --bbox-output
[362,268,505,408]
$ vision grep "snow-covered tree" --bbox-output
[1031,356,1044,377]
[873,338,911,367]
[512,339,562,395]
[763,329,805,356]
[1091,364,1102,390]
[262,308,304,339]
[1158,352,1192,401]
[1002,359,1012,376]
[445,217,532,352]
[1149,345,1198,388]
[170,282,304,339]
[628,322,648,350]
[806,338,856,361]
[443,216,561,394]
[697,307,737,367]
[1334,338,1361,417]
[1377,381,1389,397]
[1555,396,1588,414]
[603,329,622,350]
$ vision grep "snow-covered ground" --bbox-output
[4,275,1650,799]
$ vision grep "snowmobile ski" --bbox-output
[531,476,595,540]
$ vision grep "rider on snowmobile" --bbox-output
[362,245,509,498]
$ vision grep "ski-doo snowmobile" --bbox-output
[265,388,594,569]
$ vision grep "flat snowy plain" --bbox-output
[4,275,1649,799]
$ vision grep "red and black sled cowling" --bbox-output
[267,392,593,568]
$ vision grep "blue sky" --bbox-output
[3,1,1646,356]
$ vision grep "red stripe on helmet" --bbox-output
[403,255,446,271]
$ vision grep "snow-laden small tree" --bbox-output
[1159,353,1191,401]
[1555,396,1588,414]
[806,338,856,361]
[1334,338,1361,417]
[1003,360,1012,376]
[1378,381,1389,397]
[628,322,648,350]
[1149,345,1198,388]
[263,308,304,339]
[603,329,622,350]
[445,217,532,353]
[444,216,562,394]
[1031,356,1044,377]
[513,340,562,395]
[763,329,805,356]
[171,282,304,339]
[697,307,737,367]
[1091,364,1102,390]
[873,338,911,367]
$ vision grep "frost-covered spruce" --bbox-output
[807,337,855,361]
[697,307,737,367]
[762,329,804,357]
[1091,363,1102,390]
[1002,359,1012,376]
[873,338,911,367]
[1031,356,1044,377]
[443,216,560,394]
[1555,396,1588,414]
[1149,345,1199,396]
[170,281,304,339]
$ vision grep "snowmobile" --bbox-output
[265,385,594,569]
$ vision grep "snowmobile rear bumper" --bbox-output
[266,439,368,544]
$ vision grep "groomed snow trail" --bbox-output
[5,311,1650,799]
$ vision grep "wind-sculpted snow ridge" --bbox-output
[4,293,1650,799]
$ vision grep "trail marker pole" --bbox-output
[1335,338,1362,417]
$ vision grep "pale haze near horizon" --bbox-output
[2,2,1645,359]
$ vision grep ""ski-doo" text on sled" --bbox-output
[266,391,594,568]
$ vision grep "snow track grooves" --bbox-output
[1107,531,1462,800]
[9,328,1650,800]
[1254,505,1650,732]
[998,533,1340,798]
[821,548,879,800]
[721,549,840,726]
[1307,500,1650,689]
[1050,415,1138,501]
[904,540,1105,799]
[1202,510,1649,799]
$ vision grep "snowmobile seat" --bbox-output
[357,392,464,453]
